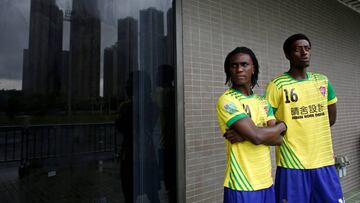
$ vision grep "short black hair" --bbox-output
[224,47,259,88]
[283,33,311,56]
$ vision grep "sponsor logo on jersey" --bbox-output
[224,103,238,114]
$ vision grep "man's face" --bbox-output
[229,53,254,87]
[288,39,311,69]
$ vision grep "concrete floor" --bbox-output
[0,158,170,203]
[0,158,358,203]
[345,188,360,203]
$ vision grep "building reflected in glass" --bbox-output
[0,0,176,202]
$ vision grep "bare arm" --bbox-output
[223,128,246,144]
[264,119,283,146]
[328,103,337,126]
[228,117,286,145]
[224,119,284,145]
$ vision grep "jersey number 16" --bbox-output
[284,88,298,103]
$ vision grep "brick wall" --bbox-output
[181,0,360,202]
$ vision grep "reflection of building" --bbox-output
[103,17,138,101]
[103,44,119,100]
[69,0,100,102]
[23,0,63,96]
[118,17,138,98]
[166,7,175,66]
[60,51,70,97]
[140,8,166,89]
[22,49,30,91]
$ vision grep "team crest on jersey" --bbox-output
[319,86,326,96]
[224,103,238,114]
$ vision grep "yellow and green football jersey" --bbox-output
[265,72,337,169]
[216,88,275,191]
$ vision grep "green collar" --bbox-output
[284,71,311,82]
[230,88,255,98]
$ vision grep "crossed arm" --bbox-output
[328,103,336,127]
[224,117,286,146]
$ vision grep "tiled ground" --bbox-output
[0,157,169,203]
[345,188,360,203]
[0,159,124,203]
[0,157,358,203]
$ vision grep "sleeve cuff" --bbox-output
[328,97,337,105]
[226,113,248,127]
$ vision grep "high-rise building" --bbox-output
[139,8,165,90]
[166,7,175,66]
[69,0,100,102]
[118,17,138,97]
[60,51,70,98]
[103,44,118,100]
[23,0,63,96]
[22,49,30,92]
[103,17,138,101]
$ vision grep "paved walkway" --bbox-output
[345,188,360,203]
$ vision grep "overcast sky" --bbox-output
[0,0,173,90]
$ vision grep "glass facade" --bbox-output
[0,0,176,202]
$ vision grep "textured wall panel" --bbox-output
[182,0,360,202]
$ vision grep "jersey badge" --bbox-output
[320,86,326,96]
[224,103,238,114]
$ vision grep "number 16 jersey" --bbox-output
[265,72,337,169]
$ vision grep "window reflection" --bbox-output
[0,0,176,202]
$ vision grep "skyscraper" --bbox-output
[118,17,138,97]
[103,17,138,101]
[166,7,175,66]
[60,51,70,98]
[22,49,30,92]
[103,44,118,100]
[23,0,63,96]
[139,8,165,90]
[69,0,100,102]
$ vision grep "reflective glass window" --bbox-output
[0,0,176,202]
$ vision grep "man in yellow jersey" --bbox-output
[217,47,287,203]
[265,34,344,203]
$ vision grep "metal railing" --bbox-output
[0,123,118,163]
